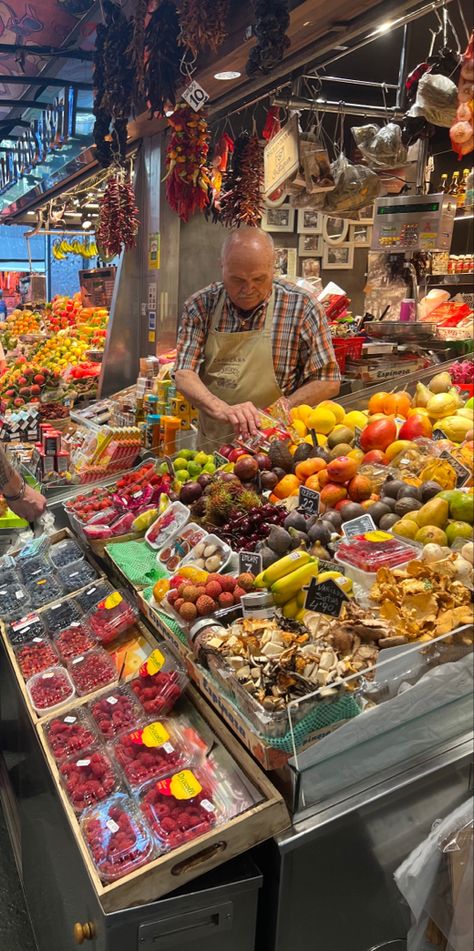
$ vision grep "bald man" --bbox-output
[175,228,340,446]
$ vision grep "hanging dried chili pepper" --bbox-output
[178,0,229,57]
[219,131,264,228]
[144,0,182,117]
[209,132,234,205]
[93,0,134,168]
[96,170,139,259]
[128,0,149,105]
[165,103,211,221]
[246,0,290,76]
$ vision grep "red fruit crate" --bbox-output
[332,336,365,373]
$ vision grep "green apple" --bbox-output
[159,462,169,475]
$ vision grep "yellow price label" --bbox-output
[169,770,202,800]
[145,649,165,675]
[104,591,123,609]
[364,531,393,542]
[141,721,170,747]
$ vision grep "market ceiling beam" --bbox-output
[0,99,92,112]
[0,43,93,61]
[0,75,92,90]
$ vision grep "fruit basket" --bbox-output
[54,621,98,662]
[7,612,47,647]
[86,591,138,645]
[15,636,59,680]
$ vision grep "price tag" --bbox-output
[106,696,118,706]
[238,551,263,575]
[214,451,228,468]
[106,819,119,834]
[298,486,320,515]
[342,513,376,538]
[64,716,76,724]
[440,450,470,488]
[304,578,349,617]
[318,559,346,575]
[77,759,90,768]
[182,79,209,112]
[432,428,448,441]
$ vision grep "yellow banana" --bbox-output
[262,550,312,587]
[271,559,320,603]
[282,597,299,619]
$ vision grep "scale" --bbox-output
[371,193,456,252]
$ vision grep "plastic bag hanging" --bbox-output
[323,153,380,218]
[352,123,408,168]
[415,71,458,127]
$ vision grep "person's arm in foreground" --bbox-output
[0,447,46,521]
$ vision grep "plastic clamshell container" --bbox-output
[2,567,20,587]
[54,621,98,662]
[89,685,145,740]
[128,647,188,717]
[43,598,82,635]
[17,555,51,582]
[335,534,418,593]
[68,648,119,696]
[178,533,232,574]
[81,793,155,882]
[15,533,51,564]
[138,764,220,852]
[76,580,115,614]
[27,666,76,715]
[145,502,190,551]
[157,523,206,573]
[59,749,121,813]
[86,592,138,646]
[50,539,84,570]
[112,719,193,791]
[14,636,59,680]
[44,707,99,762]
[28,572,64,609]
[8,612,47,646]
[0,582,31,621]
[58,560,99,594]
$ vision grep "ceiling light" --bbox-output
[214,70,241,80]
[82,219,92,230]
[375,20,392,33]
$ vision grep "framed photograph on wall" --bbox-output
[261,205,295,232]
[298,233,322,256]
[350,224,372,248]
[321,216,350,245]
[300,258,321,280]
[274,247,297,278]
[297,209,322,233]
[322,244,354,270]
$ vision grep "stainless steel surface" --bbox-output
[372,194,456,253]
[363,321,436,339]
[272,95,404,119]
[0,638,262,951]
[258,737,472,951]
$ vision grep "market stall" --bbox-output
[0,0,473,950]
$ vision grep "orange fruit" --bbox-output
[368,391,389,415]
[305,474,321,491]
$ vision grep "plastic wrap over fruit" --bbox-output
[110,512,135,536]
[84,524,114,541]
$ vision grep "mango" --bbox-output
[414,498,449,529]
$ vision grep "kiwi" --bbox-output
[327,426,354,449]
[329,443,353,460]
[396,484,422,502]
[379,513,400,531]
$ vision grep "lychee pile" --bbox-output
[166,572,255,624]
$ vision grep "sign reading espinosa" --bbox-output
[263,116,299,196]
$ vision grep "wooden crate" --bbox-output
[35,685,289,912]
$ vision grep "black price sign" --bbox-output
[342,513,376,538]
[238,551,263,576]
[298,486,320,515]
[304,578,349,617]
[318,559,346,575]
[214,452,229,468]
[440,450,471,488]
[432,428,448,441]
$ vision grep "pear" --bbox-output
[414,498,449,529]
[428,371,452,394]
[414,381,431,408]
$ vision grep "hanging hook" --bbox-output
[456,0,470,43]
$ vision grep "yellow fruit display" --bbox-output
[291,404,314,425]
[385,440,415,462]
[420,459,457,490]
[292,419,308,438]
[316,400,345,424]
[426,392,459,419]
[343,410,368,431]
[306,407,337,434]
[433,416,472,443]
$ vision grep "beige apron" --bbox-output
[198,288,282,448]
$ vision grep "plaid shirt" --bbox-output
[176,278,340,394]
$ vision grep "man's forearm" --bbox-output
[287,378,340,410]
[175,369,226,417]
[0,447,22,495]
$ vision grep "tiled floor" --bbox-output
[0,805,37,951]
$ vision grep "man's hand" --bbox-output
[210,399,261,440]
[8,483,46,523]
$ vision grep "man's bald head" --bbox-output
[221,227,275,311]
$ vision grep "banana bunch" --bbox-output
[52,238,98,260]
[255,551,352,620]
